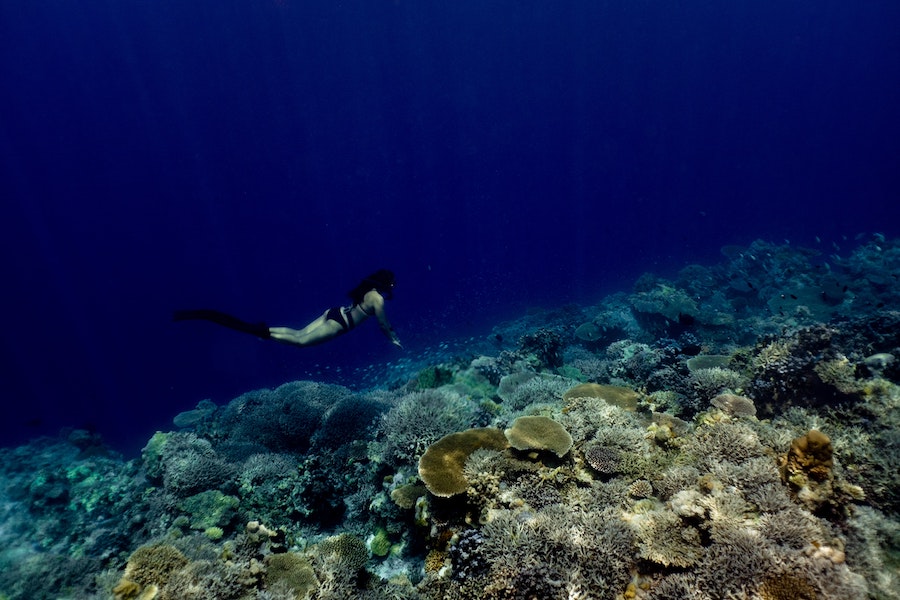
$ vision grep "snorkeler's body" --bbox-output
[174,269,402,349]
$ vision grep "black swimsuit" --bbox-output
[326,304,374,333]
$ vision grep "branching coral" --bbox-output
[377,389,476,467]
[627,506,705,568]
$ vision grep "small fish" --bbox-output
[790,294,798,300]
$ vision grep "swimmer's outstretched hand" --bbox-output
[392,339,404,349]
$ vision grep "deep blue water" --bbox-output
[1,0,898,453]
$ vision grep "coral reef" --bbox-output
[2,236,899,600]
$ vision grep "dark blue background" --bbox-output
[2,1,898,453]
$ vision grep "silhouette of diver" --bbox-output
[174,269,402,348]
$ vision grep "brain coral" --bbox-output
[504,416,573,458]
[418,428,509,497]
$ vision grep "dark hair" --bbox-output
[348,269,395,304]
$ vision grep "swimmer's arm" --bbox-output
[371,294,402,348]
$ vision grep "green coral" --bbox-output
[177,490,239,531]
[367,528,392,557]
[415,365,454,389]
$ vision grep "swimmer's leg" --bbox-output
[269,312,343,347]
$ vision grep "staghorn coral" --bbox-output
[688,420,768,469]
[142,432,235,497]
[217,381,347,453]
[645,572,706,600]
[497,372,573,411]
[654,465,701,500]
[159,558,247,600]
[627,504,704,567]
[312,394,388,451]
[695,527,773,598]
[377,388,475,467]
[689,367,746,404]
[758,506,828,550]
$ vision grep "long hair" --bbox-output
[348,269,395,304]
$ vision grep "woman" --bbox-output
[174,269,402,348]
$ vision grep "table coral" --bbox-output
[418,428,509,497]
[562,383,640,411]
[503,416,573,458]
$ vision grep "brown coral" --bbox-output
[759,571,817,600]
[504,416,573,458]
[786,429,833,483]
[418,428,509,497]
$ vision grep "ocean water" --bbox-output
[2,4,900,598]
[1,0,898,452]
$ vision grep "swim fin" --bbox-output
[173,309,271,340]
